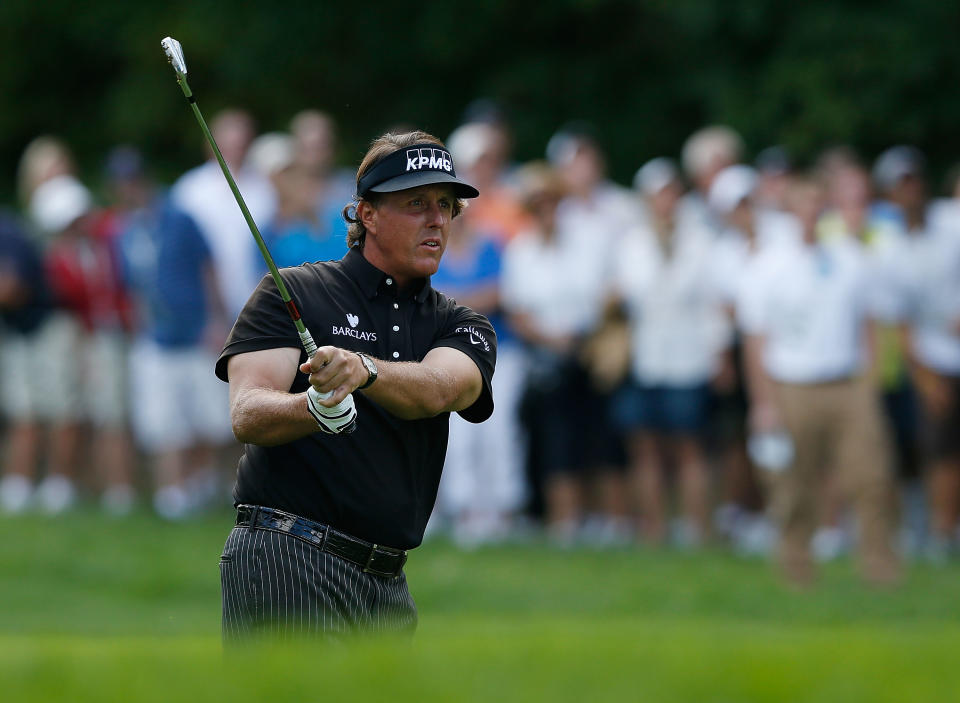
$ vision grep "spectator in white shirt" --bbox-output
[610,158,723,546]
[906,225,960,559]
[738,174,900,586]
[171,109,276,325]
[546,123,643,246]
[868,145,960,559]
[707,165,775,543]
[819,156,922,557]
[501,162,626,544]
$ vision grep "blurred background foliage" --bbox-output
[3,0,960,203]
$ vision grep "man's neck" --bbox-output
[361,249,422,294]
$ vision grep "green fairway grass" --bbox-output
[2,510,958,702]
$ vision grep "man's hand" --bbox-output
[305,386,358,434]
[299,346,367,407]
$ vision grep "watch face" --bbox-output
[358,353,377,387]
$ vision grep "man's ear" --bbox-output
[357,200,377,236]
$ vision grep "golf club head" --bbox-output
[161,37,187,75]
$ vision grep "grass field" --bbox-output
[2,509,959,702]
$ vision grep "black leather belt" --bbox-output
[235,504,407,579]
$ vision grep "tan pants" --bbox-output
[770,378,899,583]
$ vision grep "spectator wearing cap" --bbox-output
[709,164,787,305]
[707,164,780,547]
[708,163,801,346]
[546,122,643,244]
[0,211,53,513]
[109,147,233,519]
[818,157,924,557]
[171,108,276,323]
[501,162,627,544]
[870,146,960,560]
[610,158,724,546]
[872,146,928,233]
[459,98,523,186]
[678,125,744,236]
[446,121,530,244]
[753,146,792,214]
[247,130,348,269]
[25,173,133,514]
[738,174,900,586]
[868,147,960,560]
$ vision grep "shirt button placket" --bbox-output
[388,288,402,361]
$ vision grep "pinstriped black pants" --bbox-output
[219,525,418,642]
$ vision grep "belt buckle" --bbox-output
[363,544,407,578]
[362,544,379,574]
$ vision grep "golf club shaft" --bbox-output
[170,74,321,359]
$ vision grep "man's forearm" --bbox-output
[231,386,319,446]
[231,344,483,444]
[362,358,465,420]
[301,344,482,421]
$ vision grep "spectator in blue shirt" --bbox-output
[109,146,233,519]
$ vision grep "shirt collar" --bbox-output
[342,247,432,302]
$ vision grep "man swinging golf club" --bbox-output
[217,130,495,640]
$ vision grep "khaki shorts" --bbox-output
[0,314,127,427]
[128,338,232,452]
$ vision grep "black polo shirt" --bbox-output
[215,247,497,550]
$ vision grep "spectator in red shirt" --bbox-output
[27,175,134,514]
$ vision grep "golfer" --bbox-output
[216,130,496,640]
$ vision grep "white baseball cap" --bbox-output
[29,174,92,234]
[708,165,757,215]
[246,132,295,177]
[633,157,680,196]
[447,123,498,172]
[872,145,925,192]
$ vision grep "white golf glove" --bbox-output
[306,387,357,434]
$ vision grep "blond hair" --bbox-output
[681,126,743,179]
[17,136,75,206]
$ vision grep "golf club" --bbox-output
[160,36,356,434]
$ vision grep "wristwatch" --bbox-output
[355,352,378,390]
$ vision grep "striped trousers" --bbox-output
[219,525,418,642]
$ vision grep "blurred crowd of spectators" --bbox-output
[1,103,959,583]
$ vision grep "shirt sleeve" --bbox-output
[430,302,498,424]
[215,273,303,382]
